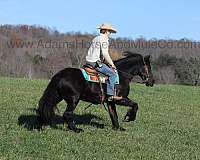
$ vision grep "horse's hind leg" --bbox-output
[63,96,83,133]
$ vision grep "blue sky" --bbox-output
[0,0,200,40]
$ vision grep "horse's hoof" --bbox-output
[112,126,119,130]
[97,124,104,129]
[122,119,130,122]
[123,115,135,122]
[119,127,126,131]
[74,128,84,133]
[123,116,131,122]
[91,122,104,129]
[67,126,84,133]
[112,126,126,131]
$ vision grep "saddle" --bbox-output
[81,64,108,83]
[80,64,120,103]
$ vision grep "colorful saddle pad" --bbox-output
[80,66,119,84]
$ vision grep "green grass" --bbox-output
[0,77,200,160]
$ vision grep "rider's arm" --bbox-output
[100,38,115,68]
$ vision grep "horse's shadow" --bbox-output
[18,110,105,131]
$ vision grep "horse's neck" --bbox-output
[114,59,138,76]
[115,63,134,83]
[114,61,131,74]
[114,58,140,82]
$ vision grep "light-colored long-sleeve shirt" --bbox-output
[86,33,114,66]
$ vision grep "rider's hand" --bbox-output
[111,65,116,70]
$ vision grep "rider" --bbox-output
[86,23,122,101]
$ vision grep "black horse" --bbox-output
[38,51,154,132]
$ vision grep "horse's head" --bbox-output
[115,52,155,86]
[137,55,155,87]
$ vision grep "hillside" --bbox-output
[0,24,200,84]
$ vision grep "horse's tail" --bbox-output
[37,79,60,124]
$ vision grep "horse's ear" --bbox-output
[144,55,151,62]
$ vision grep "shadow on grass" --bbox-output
[18,112,105,131]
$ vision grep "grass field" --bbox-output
[0,77,200,160]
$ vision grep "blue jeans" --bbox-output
[96,63,117,96]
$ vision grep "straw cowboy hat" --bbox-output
[97,23,117,33]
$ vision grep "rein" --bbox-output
[117,69,134,79]
[117,63,150,84]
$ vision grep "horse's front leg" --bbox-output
[107,102,126,131]
[115,97,138,122]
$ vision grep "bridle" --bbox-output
[143,58,150,82]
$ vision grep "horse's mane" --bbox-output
[122,51,142,58]
[114,51,143,64]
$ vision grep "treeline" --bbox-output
[153,54,200,85]
[0,24,200,85]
